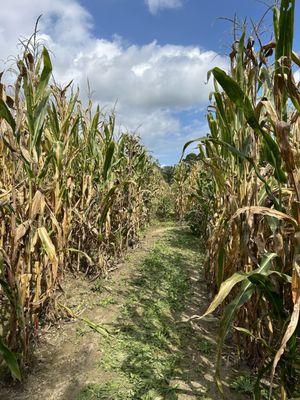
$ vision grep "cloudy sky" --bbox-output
[0,0,299,164]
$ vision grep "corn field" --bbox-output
[0,1,300,398]
[182,0,300,397]
[0,40,164,380]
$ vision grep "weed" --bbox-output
[197,339,214,355]
[230,374,253,395]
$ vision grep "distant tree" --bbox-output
[182,152,199,167]
[161,165,175,184]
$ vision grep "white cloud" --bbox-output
[0,0,91,62]
[145,0,184,15]
[0,0,227,164]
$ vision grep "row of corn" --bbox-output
[182,0,299,397]
[0,44,164,379]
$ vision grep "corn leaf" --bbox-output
[36,47,52,100]
[0,337,21,381]
[0,99,16,132]
[102,142,115,181]
[214,253,277,393]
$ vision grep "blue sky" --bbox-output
[0,0,299,165]
[79,0,274,50]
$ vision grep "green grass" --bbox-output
[230,374,271,399]
[197,339,214,355]
[96,295,117,308]
[76,228,207,399]
[76,381,133,400]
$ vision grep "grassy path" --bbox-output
[1,224,247,400]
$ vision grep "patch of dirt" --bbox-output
[0,224,171,400]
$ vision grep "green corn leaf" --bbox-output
[273,7,280,42]
[21,64,35,135]
[104,124,112,141]
[181,136,208,160]
[213,253,277,394]
[32,92,50,149]
[102,142,115,181]
[0,337,21,381]
[0,99,16,132]
[248,274,286,317]
[207,113,219,141]
[236,31,246,87]
[201,253,277,320]
[212,67,286,184]
[275,0,295,64]
[260,132,286,184]
[212,67,260,130]
[49,102,60,139]
[215,285,255,394]
[36,47,52,101]
[91,106,100,135]
[274,0,295,120]
[62,91,79,133]
[214,92,228,126]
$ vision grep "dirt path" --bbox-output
[0,224,247,400]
